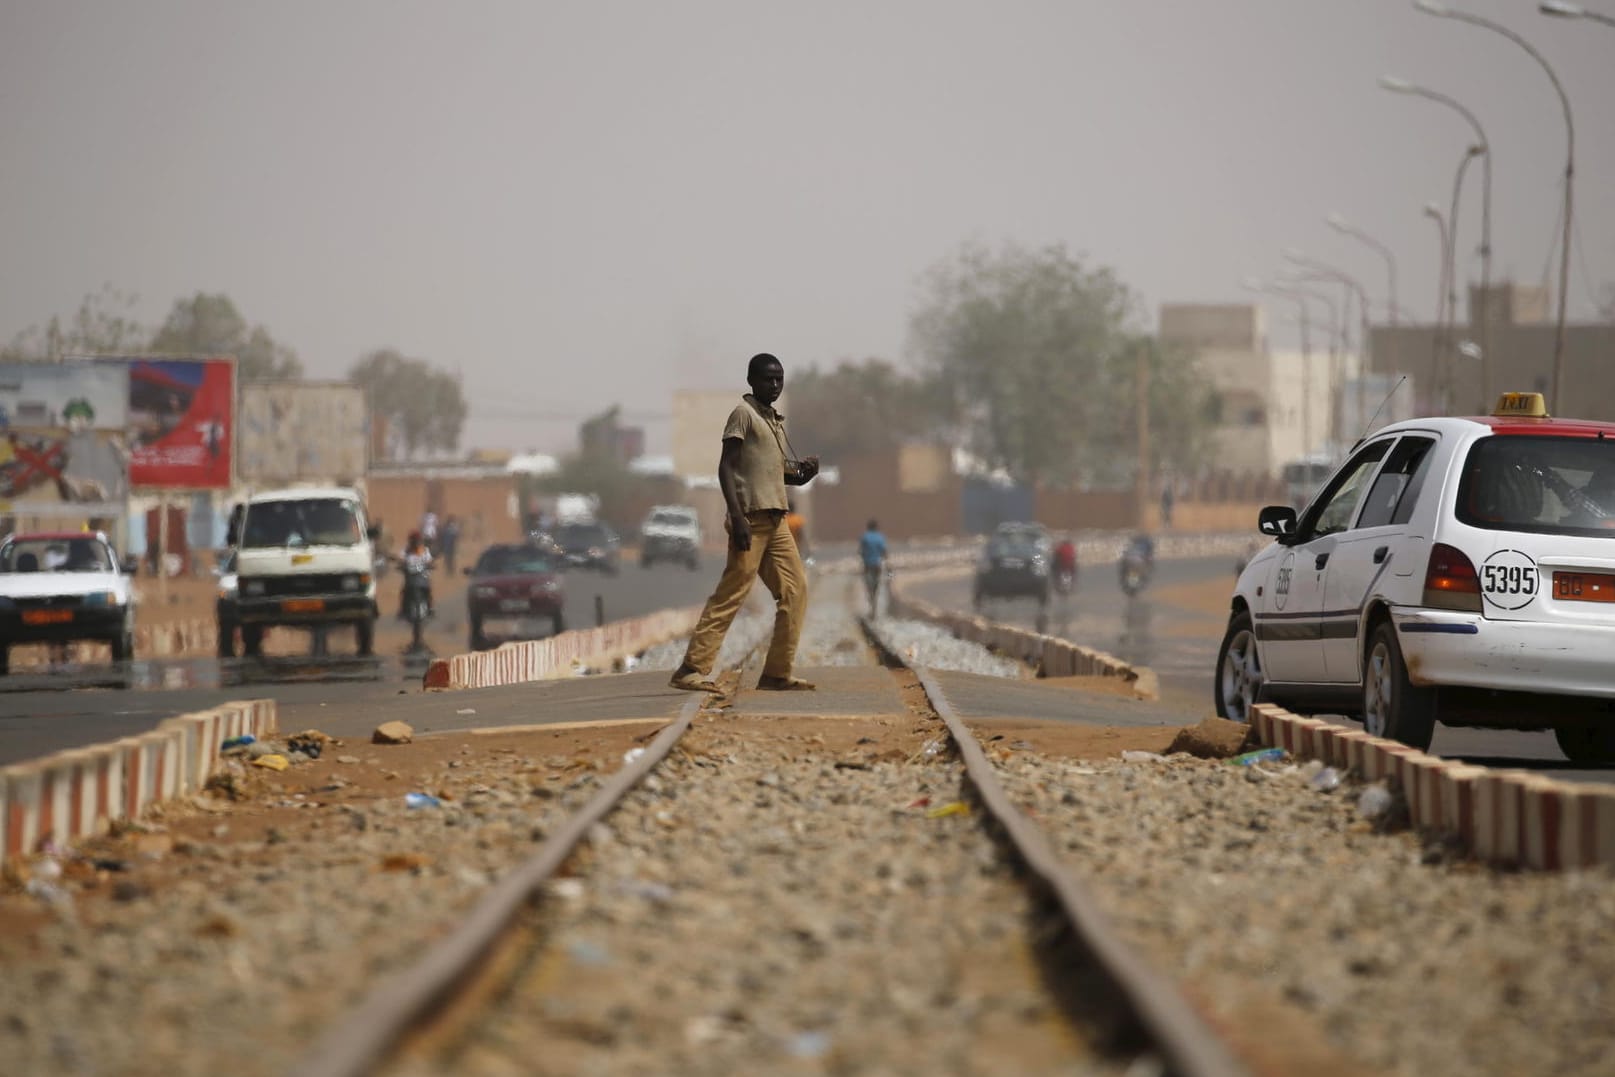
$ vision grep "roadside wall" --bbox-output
[365,474,521,551]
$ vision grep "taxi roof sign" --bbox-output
[1492,392,1551,419]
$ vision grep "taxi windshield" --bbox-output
[242,499,363,548]
[1457,436,1615,537]
[1,537,113,573]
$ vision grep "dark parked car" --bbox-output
[465,543,566,650]
[554,521,620,574]
[973,523,1053,609]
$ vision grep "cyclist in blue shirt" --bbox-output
[858,519,888,615]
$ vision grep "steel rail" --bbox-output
[860,616,1248,1077]
[293,691,704,1077]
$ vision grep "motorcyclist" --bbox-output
[1125,532,1155,568]
[397,530,434,619]
[1119,532,1155,594]
[1052,535,1078,592]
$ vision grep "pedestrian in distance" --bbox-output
[670,353,820,693]
[441,515,461,574]
[859,519,888,617]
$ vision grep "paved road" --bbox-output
[0,561,718,766]
[907,554,1615,784]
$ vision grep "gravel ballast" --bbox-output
[424,720,1130,1077]
[992,753,1615,1077]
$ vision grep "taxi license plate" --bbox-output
[499,599,530,613]
[22,609,73,626]
[282,598,326,613]
[1000,559,1025,569]
[1553,572,1615,604]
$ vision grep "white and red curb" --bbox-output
[1,700,277,868]
[1250,703,1615,871]
[423,607,702,691]
[887,591,1157,698]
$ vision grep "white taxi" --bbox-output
[1215,393,1615,763]
[0,531,137,675]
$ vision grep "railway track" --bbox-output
[295,601,1248,1077]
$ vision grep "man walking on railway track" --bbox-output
[670,353,819,693]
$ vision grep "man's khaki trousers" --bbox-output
[682,510,806,680]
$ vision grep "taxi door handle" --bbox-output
[1314,553,1330,571]
[1373,546,1389,564]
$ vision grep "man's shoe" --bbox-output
[756,674,816,691]
[669,664,722,694]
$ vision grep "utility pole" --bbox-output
[1136,343,1151,532]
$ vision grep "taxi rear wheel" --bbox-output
[1553,726,1615,766]
[1362,621,1436,751]
[1214,610,1263,723]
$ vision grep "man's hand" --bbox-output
[729,513,752,552]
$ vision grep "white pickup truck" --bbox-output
[222,487,380,657]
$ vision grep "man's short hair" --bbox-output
[748,353,782,380]
[867,519,878,530]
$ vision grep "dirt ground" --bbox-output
[0,707,1196,944]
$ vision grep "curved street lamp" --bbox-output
[1243,278,1340,455]
[1423,202,1452,412]
[1379,74,1494,400]
[1281,251,1373,435]
[1326,212,1399,328]
[1540,2,1615,27]
[1445,146,1485,405]
[1414,0,1575,408]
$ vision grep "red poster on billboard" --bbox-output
[126,358,234,488]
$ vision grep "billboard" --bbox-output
[124,358,234,488]
[238,382,369,483]
[0,361,130,516]
[0,360,127,432]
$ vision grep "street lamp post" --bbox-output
[1282,251,1374,436]
[1379,74,1494,402]
[1423,202,1451,412]
[1244,279,1334,460]
[1540,2,1615,28]
[1415,0,1575,408]
[1326,213,1399,328]
[1445,146,1484,412]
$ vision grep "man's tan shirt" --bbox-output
[723,394,790,514]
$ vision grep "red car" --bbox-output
[465,542,565,650]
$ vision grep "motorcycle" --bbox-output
[1118,549,1152,596]
[402,563,433,652]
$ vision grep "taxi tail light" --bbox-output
[1423,544,1482,613]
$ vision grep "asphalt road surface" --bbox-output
[0,561,719,767]
[906,554,1615,785]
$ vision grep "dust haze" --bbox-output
[1,0,1610,453]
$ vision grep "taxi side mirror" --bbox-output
[463,567,474,576]
[366,525,381,542]
[120,555,139,576]
[1258,505,1299,541]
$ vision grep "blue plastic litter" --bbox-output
[221,735,256,751]
[1229,747,1286,767]
[404,792,443,810]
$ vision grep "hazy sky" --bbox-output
[2,0,1610,454]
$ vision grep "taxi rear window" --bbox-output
[1456,435,1615,537]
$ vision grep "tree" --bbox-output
[909,241,1214,486]
[2,285,151,359]
[349,349,467,459]
[149,293,303,381]
[783,358,947,462]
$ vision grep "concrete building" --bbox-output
[1159,303,1340,478]
[1370,283,1615,419]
